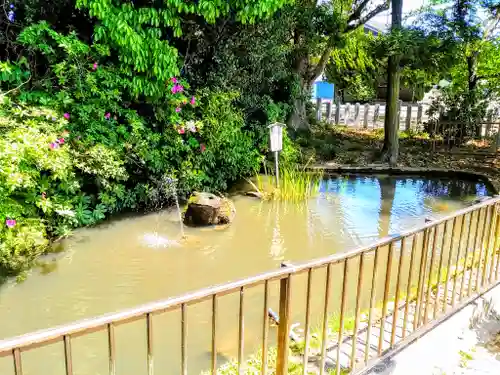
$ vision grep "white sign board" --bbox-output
[269,123,285,152]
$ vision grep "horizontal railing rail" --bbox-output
[1,196,500,375]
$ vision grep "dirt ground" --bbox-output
[297,126,500,192]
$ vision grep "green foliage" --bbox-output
[74,0,291,99]
[184,10,298,148]
[0,18,271,276]
[187,90,261,192]
[326,29,379,102]
[416,0,500,137]
[0,101,75,274]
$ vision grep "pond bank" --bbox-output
[298,127,500,193]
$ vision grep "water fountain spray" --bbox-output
[170,177,185,239]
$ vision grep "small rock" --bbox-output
[184,192,236,226]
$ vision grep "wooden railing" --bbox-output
[1,197,500,375]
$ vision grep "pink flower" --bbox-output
[171,84,184,94]
[63,113,70,120]
[92,62,98,71]
[178,127,185,134]
[105,112,111,120]
[57,138,65,145]
[41,192,47,199]
[190,96,196,105]
[200,143,206,152]
[49,142,59,150]
[5,219,16,228]
[171,77,177,83]
[175,107,181,113]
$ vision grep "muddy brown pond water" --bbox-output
[0,175,492,375]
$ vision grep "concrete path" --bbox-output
[299,266,500,375]
[364,283,500,375]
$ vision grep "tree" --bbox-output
[288,0,390,129]
[177,10,297,149]
[325,28,380,102]
[419,0,500,138]
[381,0,403,165]
[70,0,291,100]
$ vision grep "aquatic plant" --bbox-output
[251,160,323,202]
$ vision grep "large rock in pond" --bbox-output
[183,192,236,226]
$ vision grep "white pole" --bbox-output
[275,151,280,188]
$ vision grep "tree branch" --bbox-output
[308,1,390,84]
[482,9,500,41]
[347,0,372,25]
[308,43,334,83]
[345,2,390,33]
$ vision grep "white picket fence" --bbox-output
[315,100,431,131]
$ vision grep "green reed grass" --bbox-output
[253,163,323,202]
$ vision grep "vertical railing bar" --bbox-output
[237,287,245,375]
[433,220,450,319]
[13,348,22,375]
[451,215,466,308]
[492,204,500,282]
[443,217,458,313]
[423,226,439,325]
[365,247,380,364]
[378,243,394,355]
[302,270,313,375]
[468,208,484,297]
[351,254,365,371]
[276,274,292,375]
[107,323,116,375]
[336,259,349,375]
[181,303,187,375]
[488,204,500,283]
[475,206,490,291]
[63,335,73,375]
[481,205,496,288]
[146,313,153,375]
[403,235,417,338]
[319,264,332,375]
[414,228,430,329]
[391,239,405,346]
[460,211,475,300]
[211,294,218,375]
[261,281,269,375]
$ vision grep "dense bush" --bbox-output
[0,22,266,276]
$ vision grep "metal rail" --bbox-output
[1,196,500,375]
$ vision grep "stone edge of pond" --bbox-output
[306,164,499,195]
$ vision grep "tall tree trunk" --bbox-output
[289,52,311,130]
[288,44,333,130]
[381,0,403,166]
[467,52,481,137]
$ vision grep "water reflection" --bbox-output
[0,175,491,375]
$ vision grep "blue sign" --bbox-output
[312,81,335,100]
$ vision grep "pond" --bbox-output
[0,175,492,375]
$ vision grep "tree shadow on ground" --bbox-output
[470,297,500,361]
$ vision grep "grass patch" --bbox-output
[203,347,305,375]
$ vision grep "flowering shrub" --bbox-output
[0,25,264,277]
